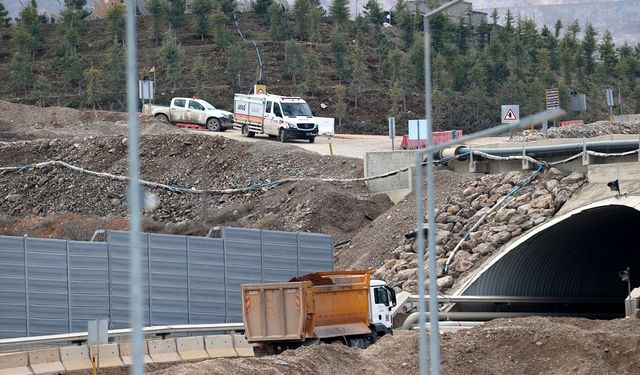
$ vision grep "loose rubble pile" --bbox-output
[0,135,391,243]
[369,168,587,293]
[92,317,640,375]
[510,120,639,142]
[0,100,187,142]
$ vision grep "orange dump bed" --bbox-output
[241,270,372,343]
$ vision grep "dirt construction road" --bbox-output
[192,128,510,158]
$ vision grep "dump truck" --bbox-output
[241,270,396,353]
[233,93,319,142]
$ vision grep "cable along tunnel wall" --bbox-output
[0,228,333,339]
[451,201,640,317]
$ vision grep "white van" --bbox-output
[233,93,319,143]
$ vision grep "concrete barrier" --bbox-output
[119,341,152,365]
[231,334,255,357]
[27,348,65,375]
[0,352,33,375]
[176,337,209,360]
[147,338,181,363]
[205,334,237,358]
[89,343,124,368]
[59,345,92,371]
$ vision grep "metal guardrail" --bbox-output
[0,323,244,351]
[404,295,623,304]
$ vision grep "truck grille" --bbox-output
[297,123,315,130]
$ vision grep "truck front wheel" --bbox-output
[155,114,169,124]
[242,125,255,138]
[279,129,287,143]
[206,118,222,132]
[308,137,315,144]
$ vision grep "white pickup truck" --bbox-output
[145,97,234,131]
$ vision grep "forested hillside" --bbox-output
[1,0,639,134]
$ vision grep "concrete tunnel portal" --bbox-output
[450,200,640,318]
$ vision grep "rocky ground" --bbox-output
[0,134,390,244]
[363,168,587,293]
[81,317,640,375]
[509,120,639,142]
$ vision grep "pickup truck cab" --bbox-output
[233,93,319,142]
[147,98,234,131]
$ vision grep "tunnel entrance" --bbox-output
[451,203,640,318]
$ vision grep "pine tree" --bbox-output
[409,35,424,88]
[32,75,51,107]
[105,3,125,42]
[388,80,403,117]
[330,26,349,82]
[329,0,349,26]
[54,47,85,94]
[582,22,597,77]
[105,37,125,94]
[303,49,320,96]
[226,43,246,92]
[14,0,43,60]
[350,46,367,108]
[218,0,236,18]
[268,2,289,42]
[192,0,213,41]
[0,1,10,39]
[309,6,322,44]
[363,0,384,26]
[293,0,310,40]
[59,0,91,53]
[334,84,347,131]
[253,0,272,18]
[599,30,617,78]
[160,30,185,89]
[397,7,415,49]
[192,57,206,97]
[148,0,167,46]
[84,66,102,109]
[554,19,562,38]
[167,0,186,29]
[9,51,32,96]
[212,6,230,47]
[284,39,302,85]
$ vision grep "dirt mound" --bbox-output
[289,273,334,285]
[0,100,187,141]
[0,134,391,243]
[89,317,640,375]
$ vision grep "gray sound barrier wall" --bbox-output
[0,227,333,339]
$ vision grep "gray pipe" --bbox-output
[449,140,639,159]
[400,311,621,330]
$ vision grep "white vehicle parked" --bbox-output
[145,97,234,131]
[233,93,319,143]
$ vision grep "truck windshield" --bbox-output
[281,102,312,117]
[197,100,215,110]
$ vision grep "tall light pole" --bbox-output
[415,1,459,374]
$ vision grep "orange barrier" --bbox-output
[399,130,463,149]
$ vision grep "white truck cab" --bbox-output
[233,93,319,143]
[369,279,397,334]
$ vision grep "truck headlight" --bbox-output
[287,122,296,129]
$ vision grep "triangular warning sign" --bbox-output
[504,108,517,121]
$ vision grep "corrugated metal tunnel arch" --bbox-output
[453,197,640,316]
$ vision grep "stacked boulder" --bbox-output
[374,168,587,293]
